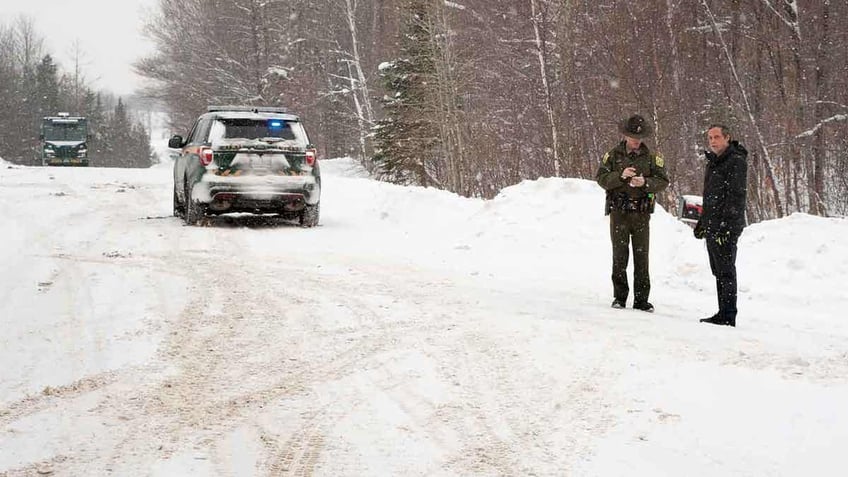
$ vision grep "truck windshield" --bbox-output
[43,121,87,141]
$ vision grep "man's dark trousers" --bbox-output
[706,233,739,320]
[610,210,650,304]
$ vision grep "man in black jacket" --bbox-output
[694,124,748,327]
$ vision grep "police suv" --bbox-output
[169,106,320,226]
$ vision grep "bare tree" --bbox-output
[342,0,377,162]
[66,39,90,115]
[700,0,783,217]
[530,0,561,176]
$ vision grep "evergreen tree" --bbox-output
[372,0,441,187]
[372,59,412,183]
[0,25,18,159]
[84,92,108,163]
[97,98,152,168]
[19,64,41,164]
[35,54,60,117]
[112,98,133,166]
[100,98,129,167]
[131,122,153,168]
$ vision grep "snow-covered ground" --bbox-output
[1,155,847,476]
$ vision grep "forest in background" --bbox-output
[0,18,153,168]
[138,0,848,221]
[4,1,846,220]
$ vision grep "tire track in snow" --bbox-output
[265,412,327,477]
[429,321,619,476]
[0,372,120,427]
[94,252,445,474]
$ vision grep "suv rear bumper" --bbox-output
[193,174,320,214]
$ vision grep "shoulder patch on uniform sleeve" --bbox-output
[602,152,610,164]
[654,153,664,167]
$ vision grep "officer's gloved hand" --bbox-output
[693,221,705,240]
[714,229,731,246]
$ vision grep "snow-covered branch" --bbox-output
[796,115,848,139]
[760,0,801,39]
[816,100,848,110]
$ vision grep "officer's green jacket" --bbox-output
[596,142,669,215]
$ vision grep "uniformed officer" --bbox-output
[596,115,669,312]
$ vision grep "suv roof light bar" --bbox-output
[207,105,288,114]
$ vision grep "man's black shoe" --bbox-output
[633,301,654,313]
[611,299,626,309]
[700,314,735,327]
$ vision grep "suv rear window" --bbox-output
[208,118,307,144]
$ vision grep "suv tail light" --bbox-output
[305,148,317,166]
[200,147,214,166]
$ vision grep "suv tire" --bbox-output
[173,183,185,218]
[300,202,320,227]
[184,181,205,226]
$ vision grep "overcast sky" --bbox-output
[1,0,158,96]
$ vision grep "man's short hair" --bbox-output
[708,124,731,137]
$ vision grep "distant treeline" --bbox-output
[136,0,848,220]
[0,18,153,168]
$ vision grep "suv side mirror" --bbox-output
[168,135,184,148]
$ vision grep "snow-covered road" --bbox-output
[1,159,847,476]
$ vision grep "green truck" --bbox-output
[41,113,89,166]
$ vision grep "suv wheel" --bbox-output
[184,181,205,225]
[173,182,185,218]
[300,202,320,227]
